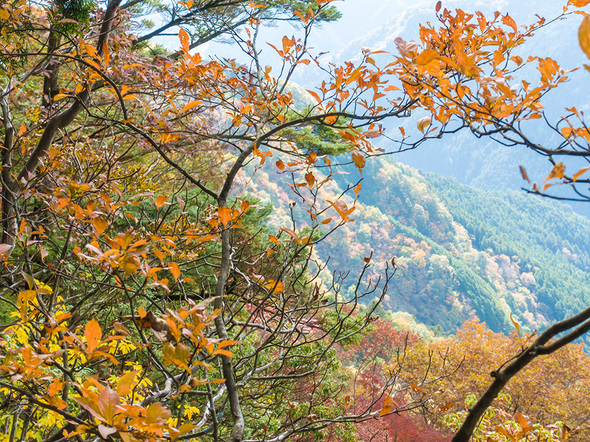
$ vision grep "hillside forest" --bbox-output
[3,0,590,441]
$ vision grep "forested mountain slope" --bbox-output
[254,157,590,337]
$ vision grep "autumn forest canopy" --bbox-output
[4,0,590,440]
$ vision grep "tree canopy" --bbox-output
[2,0,590,441]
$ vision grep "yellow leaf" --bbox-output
[579,17,590,59]
[53,93,69,101]
[263,280,284,294]
[0,9,9,20]
[117,371,139,397]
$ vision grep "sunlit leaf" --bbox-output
[85,319,102,354]
[543,162,565,182]
[579,17,590,59]
[218,206,232,226]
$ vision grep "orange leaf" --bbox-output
[18,123,26,136]
[263,280,284,294]
[169,262,180,282]
[146,402,170,424]
[495,426,516,441]
[515,412,528,429]
[92,217,108,237]
[305,172,315,187]
[502,15,518,33]
[280,228,299,242]
[570,0,590,6]
[543,162,565,182]
[154,195,170,209]
[579,17,590,59]
[180,100,202,114]
[573,167,590,181]
[417,117,431,133]
[85,319,102,354]
[97,387,120,426]
[351,151,366,171]
[179,28,190,53]
[379,397,397,417]
[218,206,232,226]
[415,49,439,65]
[212,348,234,358]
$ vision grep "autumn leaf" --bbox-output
[351,151,366,171]
[97,386,120,425]
[573,167,590,181]
[417,116,431,133]
[180,100,202,114]
[169,262,181,281]
[263,279,284,294]
[116,371,139,397]
[179,28,190,53]
[85,319,102,354]
[569,0,590,6]
[579,17,590,59]
[543,162,565,182]
[92,217,108,237]
[379,397,397,416]
[519,165,530,183]
[415,48,439,65]
[218,206,232,226]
